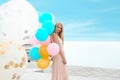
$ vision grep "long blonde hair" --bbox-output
[54,22,64,45]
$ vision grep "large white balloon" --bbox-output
[0,0,40,44]
[0,27,2,39]
[0,39,27,80]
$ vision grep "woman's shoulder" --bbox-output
[52,33,56,36]
[51,33,57,38]
[50,33,59,43]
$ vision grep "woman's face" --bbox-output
[55,24,62,33]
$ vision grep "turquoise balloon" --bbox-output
[35,28,48,42]
[29,47,42,60]
[39,12,54,23]
[42,20,55,35]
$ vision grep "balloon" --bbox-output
[35,28,48,42]
[42,20,55,34]
[29,47,42,60]
[39,45,49,58]
[47,43,60,56]
[38,36,51,45]
[39,12,54,23]
[29,36,51,45]
[0,39,27,80]
[28,36,39,45]
[37,58,50,69]
[0,0,39,44]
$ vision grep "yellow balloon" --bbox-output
[37,58,50,69]
[39,45,49,58]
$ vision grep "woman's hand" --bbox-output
[63,59,67,64]
[51,57,53,61]
[50,55,53,61]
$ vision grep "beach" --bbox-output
[21,61,120,80]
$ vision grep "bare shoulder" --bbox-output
[52,33,57,36]
[50,33,59,43]
[51,33,57,38]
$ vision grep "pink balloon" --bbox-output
[29,36,39,45]
[47,43,60,56]
[29,36,51,45]
[39,36,51,45]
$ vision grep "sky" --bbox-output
[0,0,120,41]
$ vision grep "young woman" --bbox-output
[51,22,69,80]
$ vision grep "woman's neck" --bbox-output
[55,32,60,38]
[55,32,59,36]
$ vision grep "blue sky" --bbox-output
[0,0,120,41]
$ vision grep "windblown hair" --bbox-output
[54,22,64,45]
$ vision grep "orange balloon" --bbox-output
[37,58,50,69]
[39,45,49,58]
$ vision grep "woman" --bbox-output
[51,22,69,80]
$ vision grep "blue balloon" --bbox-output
[35,28,48,42]
[39,12,54,23]
[42,20,55,35]
[29,47,42,60]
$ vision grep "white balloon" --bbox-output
[0,0,40,44]
[0,13,2,39]
[0,39,28,80]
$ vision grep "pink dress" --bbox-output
[52,37,69,80]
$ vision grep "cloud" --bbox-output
[65,31,120,41]
[96,32,120,37]
[64,19,96,32]
[64,19,98,41]
[96,7,120,13]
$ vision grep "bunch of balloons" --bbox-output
[29,12,60,69]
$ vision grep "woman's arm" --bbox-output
[59,50,67,64]
[51,33,67,64]
[50,33,59,44]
